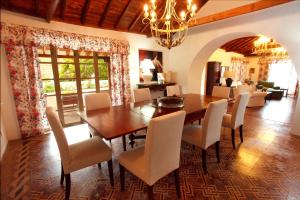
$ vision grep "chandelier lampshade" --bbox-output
[143,0,197,49]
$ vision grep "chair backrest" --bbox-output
[133,88,152,102]
[45,107,71,167]
[84,92,111,111]
[166,85,181,96]
[144,111,186,184]
[212,86,231,99]
[231,92,250,128]
[202,99,228,149]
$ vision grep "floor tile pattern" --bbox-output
[2,98,300,200]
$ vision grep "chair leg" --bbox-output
[107,160,114,187]
[215,141,220,163]
[65,174,71,200]
[122,136,127,151]
[129,133,135,148]
[97,163,102,169]
[119,164,125,192]
[148,185,154,200]
[201,149,208,174]
[174,169,181,198]
[239,125,244,143]
[231,129,236,149]
[89,133,92,138]
[60,164,64,185]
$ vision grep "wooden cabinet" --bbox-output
[206,61,221,95]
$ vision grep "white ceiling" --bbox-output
[195,0,261,18]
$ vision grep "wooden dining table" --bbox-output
[78,93,223,150]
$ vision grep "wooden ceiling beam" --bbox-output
[47,0,60,23]
[128,11,143,31]
[189,0,294,28]
[114,0,132,28]
[60,0,66,19]
[35,0,40,15]
[99,0,113,27]
[81,0,91,24]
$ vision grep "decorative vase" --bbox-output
[226,78,233,87]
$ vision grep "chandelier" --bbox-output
[253,35,289,62]
[143,0,197,49]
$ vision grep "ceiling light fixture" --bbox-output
[143,0,197,49]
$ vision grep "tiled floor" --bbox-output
[2,97,300,200]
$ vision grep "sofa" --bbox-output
[257,81,280,91]
[233,85,267,107]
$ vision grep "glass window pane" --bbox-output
[45,95,57,110]
[57,57,74,63]
[39,57,51,63]
[82,79,96,93]
[57,49,73,56]
[99,80,109,91]
[60,79,77,94]
[42,80,55,95]
[98,59,109,80]
[58,64,76,78]
[80,63,95,78]
[40,64,54,79]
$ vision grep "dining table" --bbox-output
[78,93,224,151]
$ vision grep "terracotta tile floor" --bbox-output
[2,97,300,200]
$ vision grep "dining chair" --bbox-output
[182,99,228,174]
[222,92,250,149]
[84,92,111,138]
[133,88,152,102]
[166,85,182,96]
[118,111,186,200]
[212,86,231,99]
[46,107,114,200]
[129,88,152,148]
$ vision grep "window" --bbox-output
[38,47,111,126]
[268,60,297,95]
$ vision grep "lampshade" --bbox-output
[140,59,155,70]
[223,70,235,79]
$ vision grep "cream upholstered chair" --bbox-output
[130,88,152,148]
[133,88,152,102]
[182,99,228,174]
[118,111,186,199]
[84,93,111,138]
[46,107,113,200]
[233,85,267,107]
[85,92,111,111]
[222,92,250,149]
[166,85,182,96]
[212,86,231,99]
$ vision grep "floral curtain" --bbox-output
[231,57,249,82]
[258,59,270,80]
[4,41,48,138]
[1,23,131,138]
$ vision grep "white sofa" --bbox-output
[233,85,267,107]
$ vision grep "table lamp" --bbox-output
[140,59,155,83]
[223,70,235,87]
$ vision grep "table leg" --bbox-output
[122,135,127,151]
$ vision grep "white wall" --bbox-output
[292,86,300,136]
[0,10,170,141]
[168,1,300,135]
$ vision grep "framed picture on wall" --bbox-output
[138,49,163,82]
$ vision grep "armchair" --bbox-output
[234,85,267,107]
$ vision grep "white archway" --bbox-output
[187,32,299,94]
